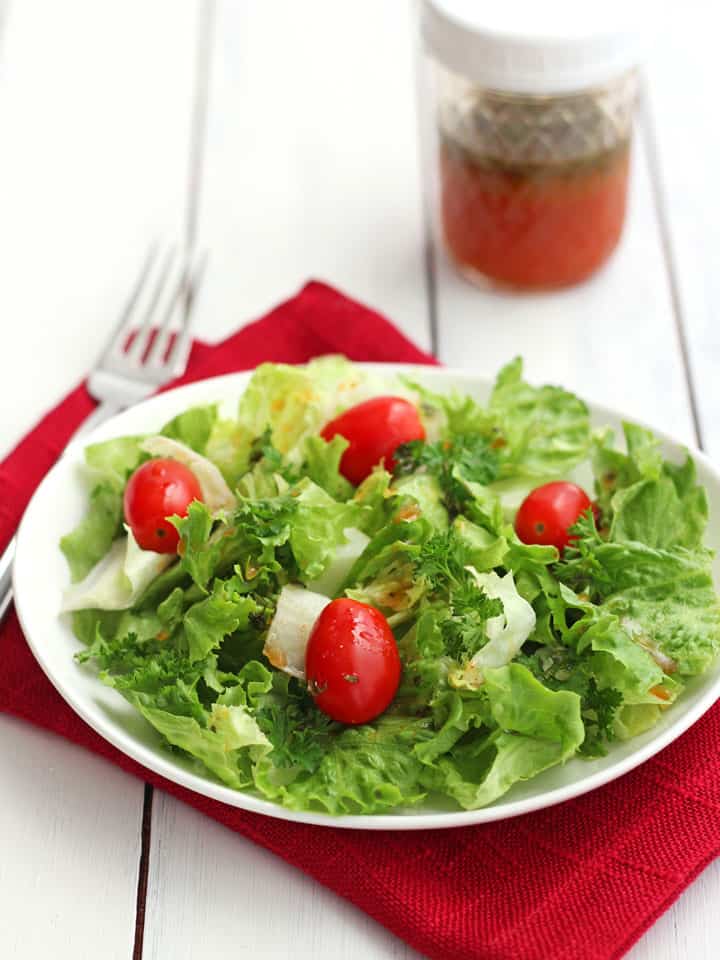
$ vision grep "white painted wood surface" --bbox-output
[643,15,720,459]
[193,0,429,349]
[0,0,198,448]
[1,2,719,958]
[0,717,143,960]
[0,0,195,956]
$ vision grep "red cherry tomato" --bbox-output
[305,598,401,725]
[320,396,425,485]
[123,458,203,553]
[514,481,595,553]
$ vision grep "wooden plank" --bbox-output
[627,22,720,956]
[0,0,198,454]
[0,1,199,957]
[145,796,416,960]
[0,719,142,960]
[431,84,710,960]
[186,0,430,348]
[143,2,430,958]
[643,21,720,458]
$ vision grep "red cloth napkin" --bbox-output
[2,280,720,960]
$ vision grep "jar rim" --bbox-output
[421,0,642,95]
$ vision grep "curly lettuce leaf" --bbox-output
[419,664,584,809]
[432,731,568,810]
[173,497,297,592]
[488,357,591,479]
[401,379,491,436]
[452,516,508,572]
[160,404,217,454]
[127,660,273,790]
[173,475,362,594]
[450,470,505,533]
[390,473,449,531]
[303,434,353,501]
[574,611,670,703]
[172,500,219,590]
[393,434,500,518]
[516,644,624,757]
[593,424,708,549]
[61,490,125,584]
[254,714,433,814]
[343,517,433,622]
[184,575,262,662]
[352,467,393,535]
[613,703,663,740]
[61,436,145,581]
[134,700,269,789]
[236,356,382,463]
[204,417,255,488]
[407,362,590,488]
[290,478,361,583]
[191,358,383,487]
[235,433,293,500]
[560,525,720,680]
[77,601,275,790]
[484,663,585,754]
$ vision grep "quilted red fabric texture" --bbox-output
[2,281,720,960]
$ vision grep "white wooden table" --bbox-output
[1,3,718,957]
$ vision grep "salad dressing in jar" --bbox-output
[421,2,641,289]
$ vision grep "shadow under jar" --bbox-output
[422,2,641,290]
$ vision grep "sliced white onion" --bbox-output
[263,584,331,680]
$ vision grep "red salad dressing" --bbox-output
[440,139,630,289]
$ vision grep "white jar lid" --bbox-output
[421,0,642,94]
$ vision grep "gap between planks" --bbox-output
[411,0,439,357]
[640,83,705,451]
[132,784,155,960]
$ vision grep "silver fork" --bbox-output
[0,244,207,623]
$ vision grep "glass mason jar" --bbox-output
[421,2,641,290]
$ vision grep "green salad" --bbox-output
[59,357,720,815]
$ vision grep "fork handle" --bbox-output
[0,538,15,623]
[0,399,121,627]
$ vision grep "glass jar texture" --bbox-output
[434,66,638,289]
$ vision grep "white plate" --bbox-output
[13,364,720,830]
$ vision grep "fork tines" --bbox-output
[99,244,207,383]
